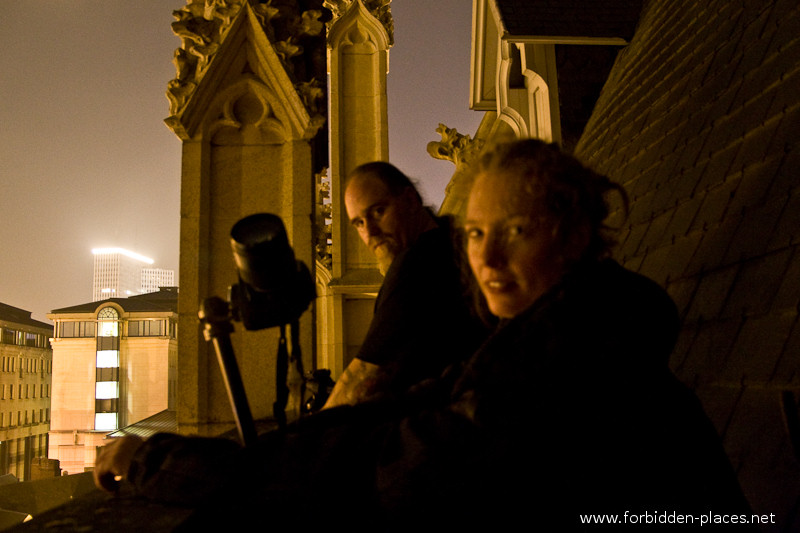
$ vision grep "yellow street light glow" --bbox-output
[91,248,155,265]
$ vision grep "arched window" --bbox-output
[97,307,119,337]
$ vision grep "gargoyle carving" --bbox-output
[427,124,484,167]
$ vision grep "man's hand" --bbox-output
[323,358,388,409]
[93,436,144,492]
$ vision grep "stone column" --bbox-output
[317,0,393,378]
[166,1,327,436]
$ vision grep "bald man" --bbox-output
[323,162,485,408]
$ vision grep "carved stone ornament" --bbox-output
[426,123,485,167]
[323,0,393,44]
[315,167,333,270]
[167,0,328,118]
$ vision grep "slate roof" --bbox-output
[49,287,178,315]
[0,302,52,331]
[575,0,800,528]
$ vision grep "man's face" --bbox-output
[345,174,415,274]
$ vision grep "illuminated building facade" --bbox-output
[0,302,53,481]
[91,248,175,302]
[47,288,177,475]
[140,268,175,295]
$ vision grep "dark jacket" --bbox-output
[355,217,486,395]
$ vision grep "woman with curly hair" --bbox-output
[452,138,749,525]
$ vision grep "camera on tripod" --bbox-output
[199,213,326,446]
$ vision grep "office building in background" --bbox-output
[140,268,175,294]
[91,248,174,301]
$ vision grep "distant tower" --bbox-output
[91,248,155,301]
[141,268,175,294]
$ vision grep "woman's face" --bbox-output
[465,171,567,319]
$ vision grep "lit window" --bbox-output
[98,321,118,337]
[96,351,119,368]
[95,382,119,399]
[95,413,117,431]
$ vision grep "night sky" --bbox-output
[0,1,482,321]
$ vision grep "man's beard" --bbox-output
[373,241,397,275]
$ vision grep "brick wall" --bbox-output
[575,0,800,530]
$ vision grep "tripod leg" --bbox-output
[273,325,288,430]
[200,297,258,447]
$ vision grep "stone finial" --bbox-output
[426,124,484,167]
[167,0,328,117]
[323,0,393,44]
